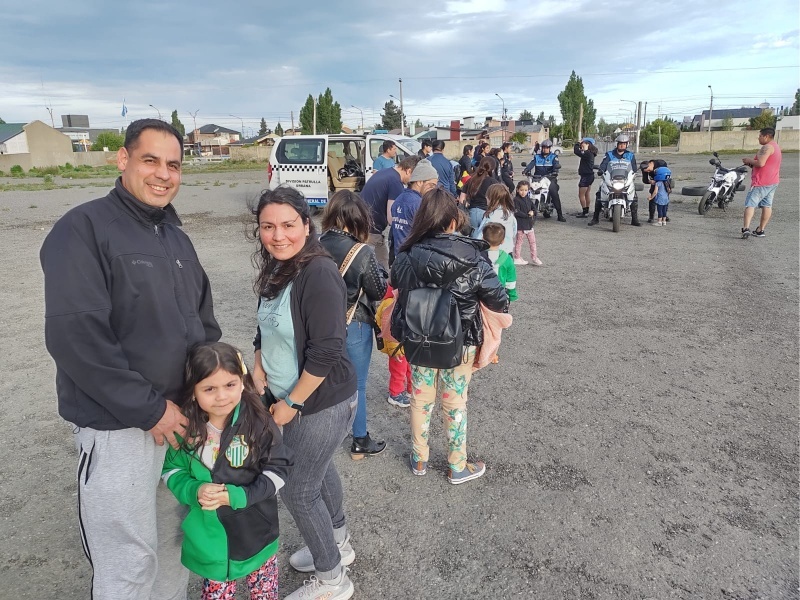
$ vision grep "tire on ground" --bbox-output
[681,186,707,196]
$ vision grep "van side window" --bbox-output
[277,139,324,164]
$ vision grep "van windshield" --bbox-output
[276,139,324,164]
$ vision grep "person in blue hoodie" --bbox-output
[428,139,458,196]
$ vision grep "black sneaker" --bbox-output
[741,228,751,239]
[557,216,567,222]
[351,433,386,460]
[666,216,671,222]
[575,212,588,218]
[752,229,766,237]
[647,218,653,223]
[587,218,599,226]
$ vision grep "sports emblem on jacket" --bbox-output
[225,435,249,468]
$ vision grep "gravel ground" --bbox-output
[0,151,797,600]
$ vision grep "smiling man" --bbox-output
[40,119,221,600]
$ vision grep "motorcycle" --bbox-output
[521,163,554,218]
[599,159,636,232]
[697,152,748,215]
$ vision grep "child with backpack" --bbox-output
[390,188,508,485]
[649,166,672,227]
[375,285,412,407]
[162,342,293,600]
[511,180,543,266]
[482,223,517,301]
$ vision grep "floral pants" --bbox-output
[201,555,278,600]
[410,347,476,472]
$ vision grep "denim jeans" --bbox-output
[346,321,373,438]
[280,394,357,579]
[469,207,485,232]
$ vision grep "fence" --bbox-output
[678,130,799,153]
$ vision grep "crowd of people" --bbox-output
[40,119,782,600]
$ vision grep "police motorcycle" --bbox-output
[598,158,637,232]
[523,170,553,218]
[697,152,748,215]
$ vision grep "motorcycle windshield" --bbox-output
[609,167,630,180]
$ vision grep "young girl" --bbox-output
[472,183,517,254]
[512,180,543,266]
[162,342,293,600]
[574,138,598,218]
[650,166,672,227]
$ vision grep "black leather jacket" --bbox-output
[319,229,388,325]
[390,233,509,348]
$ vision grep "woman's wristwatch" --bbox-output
[284,394,305,412]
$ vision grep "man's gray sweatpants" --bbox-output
[74,427,189,600]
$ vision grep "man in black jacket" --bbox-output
[40,119,221,600]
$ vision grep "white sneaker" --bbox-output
[531,257,543,266]
[651,221,662,227]
[513,257,528,265]
[284,569,354,600]
[289,535,355,573]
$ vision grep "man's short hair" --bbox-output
[432,140,446,152]
[398,156,421,171]
[381,140,396,153]
[482,222,506,246]
[760,127,775,137]
[421,140,432,149]
[124,119,184,154]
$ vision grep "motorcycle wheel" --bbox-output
[698,190,716,215]
[543,211,551,219]
[612,204,622,232]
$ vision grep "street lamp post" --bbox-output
[188,110,199,156]
[149,104,162,120]
[707,85,714,151]
[230,114,245,141]
[351,105,364,132]
[495,93,506,142]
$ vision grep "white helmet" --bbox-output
[615,134,630,144]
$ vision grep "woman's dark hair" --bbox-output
[462,144,474,156]
[321,190,372,242]
[485,183,514,219]
[487,147,500,158]
[587,142,598,156]
[251,185,329,300]
[180,342,270,462]
[464,156,497,198]
[501,142,512,153]
[399,188,465,253]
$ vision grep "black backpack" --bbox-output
[399,285,463,369]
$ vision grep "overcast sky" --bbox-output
[1,0,798,135]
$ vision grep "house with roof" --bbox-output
[0,120,75,170]
[185,124,241,156]
[690,106,769,131]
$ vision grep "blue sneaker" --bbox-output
[387,391,410,407]
[409,453,427,476]
[448,461,486,485]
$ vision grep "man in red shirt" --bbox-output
[741,127,782,239]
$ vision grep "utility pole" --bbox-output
[229,114,244,140]
[636,101,642,153]
[496,93,505,142]
[149,104,162,120]
[708,85,714,151]
[577,103,584,141]
[313,100,317,135]
[45,103,55,128]
[399,78,405,136]
[290,111,295,135]
[351,105,364,132]
[188,110,199,155]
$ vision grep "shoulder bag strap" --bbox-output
[339,243,366,325]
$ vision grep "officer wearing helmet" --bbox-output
[588,134,641,226]
[522,139,566,222]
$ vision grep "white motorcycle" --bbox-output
[527,174,552,218]
[697,152,748,215]
[599,159,637,232]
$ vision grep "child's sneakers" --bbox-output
[409,453,427,476]
[387,391,411,407]
[531,257,543,266]
[448,461,486,485]
[513,257,529,265]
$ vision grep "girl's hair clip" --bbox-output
[237,352,248,375]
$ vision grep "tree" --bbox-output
[720,116,734,131]
[414,118,424,128]
[299,88,343,134]
[536,111,545,123]
[170,110,185,136]
[259,118,268,136]
[597,118,620,137]
[91,131,125,151]
[299,95,314,134]
[274,122,284,136]
[749,109,777,130]
[381,100,405,130]
[510,132,527,144]
[790,89,800,115]
[0,116,5,124]
[557,71,597,140]
[519,110,533,121]
[639,118,680,147]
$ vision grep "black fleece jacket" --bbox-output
[40,178,221,431]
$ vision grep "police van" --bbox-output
[267,134,420,209]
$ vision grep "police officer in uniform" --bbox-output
[522,139,566,222]
[588,134,641,227]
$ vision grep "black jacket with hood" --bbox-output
[41,178,221,432]
[319,228,388,326]
[390,233,509,349]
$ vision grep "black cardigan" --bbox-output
[254,255,357,416]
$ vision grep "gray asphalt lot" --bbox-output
[0,150,797,599]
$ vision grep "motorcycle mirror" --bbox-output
[713,151,719,157]
[521,162,527,167]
